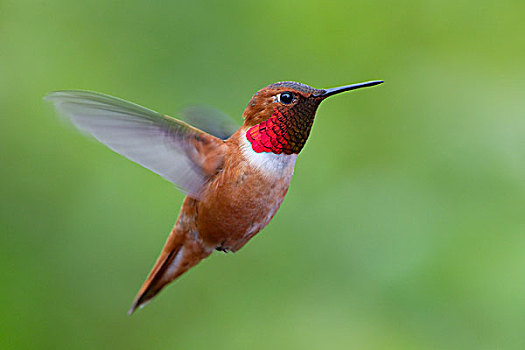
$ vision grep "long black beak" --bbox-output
[317,80,383,98]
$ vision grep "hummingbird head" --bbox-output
[243,80,382,155]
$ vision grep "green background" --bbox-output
[1,1,524,349]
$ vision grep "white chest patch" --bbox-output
[240,134,297,177]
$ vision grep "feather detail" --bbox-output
[45,90,225,198]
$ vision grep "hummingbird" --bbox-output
[46,79,383,314]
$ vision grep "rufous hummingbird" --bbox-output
[46,79,383,314]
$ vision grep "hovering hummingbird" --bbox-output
[46,79,383,314]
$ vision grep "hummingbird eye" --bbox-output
[278,92,294,105]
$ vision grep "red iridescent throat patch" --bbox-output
[246,107,314,155]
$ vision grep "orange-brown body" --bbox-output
[131,127,297,311]
[46,79,382,314]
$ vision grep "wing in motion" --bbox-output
[180,105,239,140]
[45,90,225,199]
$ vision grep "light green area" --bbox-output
[1,1,524,349]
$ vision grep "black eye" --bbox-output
[278,92,294,104]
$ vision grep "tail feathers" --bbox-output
[128,230,211,315]
[128,246,181,314]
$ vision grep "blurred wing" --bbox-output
[180,105,239,140]
[45,90,224,198]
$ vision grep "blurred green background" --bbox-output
[1,0,524,349]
